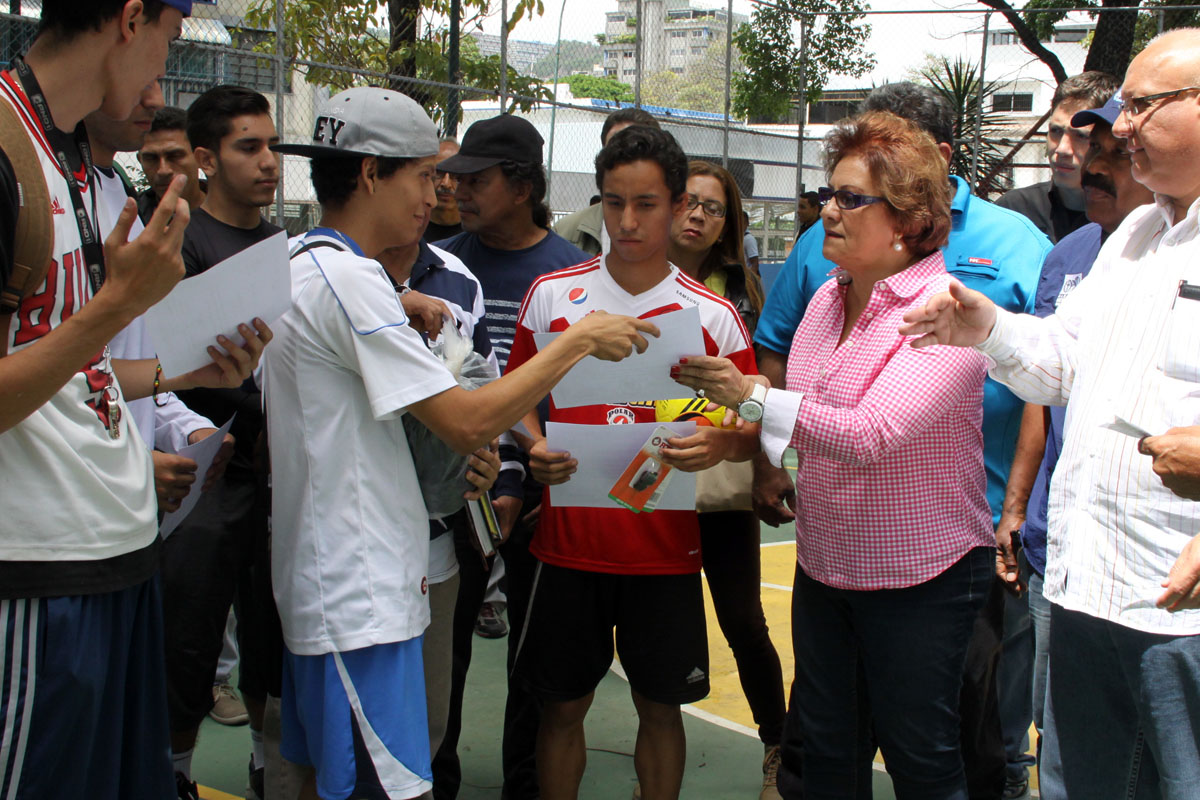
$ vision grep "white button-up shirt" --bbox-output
[979,195,1200,635]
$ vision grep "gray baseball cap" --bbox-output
[271,87,438,159]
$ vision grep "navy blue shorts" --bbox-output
[0,576,174,800]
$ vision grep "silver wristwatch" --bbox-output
[736,382,768,423]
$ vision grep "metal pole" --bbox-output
[970,11,989,190]
[794,13,808,215]
[499,0,509,111]
[722,0,733,167]
[274,0,285,227]
[634,0,643,107]
[547,0,568,200]
[447,0,461,136]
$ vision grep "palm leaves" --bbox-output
[918,56,1014,198]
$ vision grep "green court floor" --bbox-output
[190,523,906,799]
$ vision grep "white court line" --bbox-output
[761,540,795,548]
[761,582,793,593]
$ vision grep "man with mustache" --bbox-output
[996,72,1120,244]
[992,87,1154,800]
[424,138,463,242]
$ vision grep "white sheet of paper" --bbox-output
[145,231,291,377]
[545,421,697,510]
[159,415,236,539]
[1102,415,1153,439]
[533,306,704,408]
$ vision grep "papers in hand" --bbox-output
[533,306,704,408]
[1102,415,1153,440]
[160,415,236,538]
[546,421,697,510]
[145,231,291,377]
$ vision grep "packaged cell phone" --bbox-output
[466,491,503,556]
[608,425,677,513]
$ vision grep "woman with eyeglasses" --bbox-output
[663,161,786,796]
[670,113,994,799]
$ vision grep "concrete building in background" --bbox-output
[600,0,747,84]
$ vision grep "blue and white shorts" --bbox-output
[281,637,432,800]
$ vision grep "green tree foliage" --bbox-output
[732,0,874,123]
[531,40,602,79]
[982,0,1200,81]
[642,38,738,114]
[245,0,552,126]
[562,73,633,102]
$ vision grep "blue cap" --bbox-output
[161,0,192,16]
[1071,95,1121,127]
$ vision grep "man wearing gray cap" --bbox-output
[265,88,656,800]
[432,113,590,800]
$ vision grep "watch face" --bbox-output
[739,400,764,423]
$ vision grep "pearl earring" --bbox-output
[893,241,903,252]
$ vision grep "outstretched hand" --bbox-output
[568,311,660,362]
[898,279,998,349]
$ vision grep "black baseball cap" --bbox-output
[437,114,544,174]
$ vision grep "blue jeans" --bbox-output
[1027,566,1050,749]
[790,547,993,800]
[995,551,1039,785]
[1039,604,1200,800]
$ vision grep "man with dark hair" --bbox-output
[432,112,591,800]
[137,105,205,221]
[0,1,271,797]
[510,124,757,800]
[753,82,1052,800]
[556,108,663,255]
[263,86,652,800]
[164,83,282,799]
[996,71,1122,244]
[600,105,660,145]
[797,190,821,234]
[424,138,464,242]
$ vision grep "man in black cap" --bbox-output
[431,114,589,800]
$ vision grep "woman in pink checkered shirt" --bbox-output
[673,112,995,800]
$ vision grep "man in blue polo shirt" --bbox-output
[990,94,1153,797]
[754,82,1051,800]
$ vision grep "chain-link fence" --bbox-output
[4,2,1195,261]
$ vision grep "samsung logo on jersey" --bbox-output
[568,287,588,304]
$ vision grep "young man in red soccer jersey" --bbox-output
[507,126,759,800]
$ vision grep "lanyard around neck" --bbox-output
[12,56,105,297]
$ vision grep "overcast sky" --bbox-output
[470,0,1088,89]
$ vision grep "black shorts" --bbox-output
[514,562,710,706]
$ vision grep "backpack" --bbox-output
[0,95,53,355]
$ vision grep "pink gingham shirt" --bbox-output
[759,251,994,590]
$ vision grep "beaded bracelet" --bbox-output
[153,361,167,407]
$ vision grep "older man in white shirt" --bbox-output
[899,28,1200,800]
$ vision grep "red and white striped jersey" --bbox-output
[508,256,756,575]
